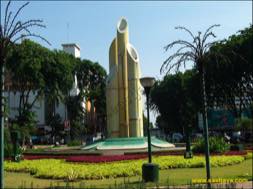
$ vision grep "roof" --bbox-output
[61,43,80,51]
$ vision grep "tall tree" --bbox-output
[42,50,75,143]
[0,1,49,187]
[43,50,75,112]
[6,41,74,141]
[205,25,253,118]
[75,60,107,135]
[6,39,49,117]
[151,73,184,133]
[151,70,200,134]
[160,25,220,182]
[89,62,107,116]
[75,60,106,105]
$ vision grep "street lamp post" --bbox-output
[184,124,193,159]
[140,77,159,183]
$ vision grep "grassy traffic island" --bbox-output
[4,152,252,188]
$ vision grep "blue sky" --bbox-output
[1,0,252,124]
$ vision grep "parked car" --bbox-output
[231,131,242,143]
[31,135,51,145]
[172,133,183,143]
[191,133,203,142]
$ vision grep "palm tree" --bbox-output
[160,25,220,183]
[0,1,50,187]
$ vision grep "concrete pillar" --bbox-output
[117,18,129,137]
[106,38,120,137]
[127,44,143,137]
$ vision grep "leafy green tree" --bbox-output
[66,95,85,140]
[151,71,198,158]
[6,39,48,117]
[4,127,13,158]
[151,70,200,134]
[205,25,253,118]
[6,40,75,141]
[90,63,107,116]
[42,50,75,142]
[1,1,49,185]
[153,26,252,137]
[75,60,106,112]
[43,49,75,110]
[74,60,107,135]
[5,40,80,147]
[143,113,154,136]
[48,113,63,144]
[11,114,36,147]
[151,73,184,133]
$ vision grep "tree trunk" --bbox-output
[200,65,211,182]
[0,62,5,188]
[19,92,23,117]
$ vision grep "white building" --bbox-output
[5,43,83,130]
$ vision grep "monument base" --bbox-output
[81,137,175,154]
[142,163,159,182]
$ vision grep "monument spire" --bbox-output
[117,18,130,137]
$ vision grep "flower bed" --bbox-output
[24,155,67,160]
[23,154,148,162]
[4,155,246,180]
[65,154,147,163]
[22,150,248,163]
[223,151,247,156]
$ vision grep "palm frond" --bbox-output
[9,19,45,38]
[175,26,195,41]
[0,0,50,50]
[5,11,12,36]
[203,24,220,40]
[202,24,220,48]
[3,0,11,36]
[161,52,194,74]
[164,40,196,52]
[162,24,220,76]
[202,32,218,47]
[5,1,29,37]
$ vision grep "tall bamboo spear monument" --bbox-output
[106,18,143,138]
[83,18,174,152]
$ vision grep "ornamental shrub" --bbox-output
[67,140,81,146]
[235,117,252,131]
[4,155,245,180]
[244,152,253,160]
[193,136,230,153]
[230,144,244,151]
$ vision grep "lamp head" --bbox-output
[140,77,156,89]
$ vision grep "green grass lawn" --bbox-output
[4,159,252,188]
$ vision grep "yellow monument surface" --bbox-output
[106,18,143,138]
